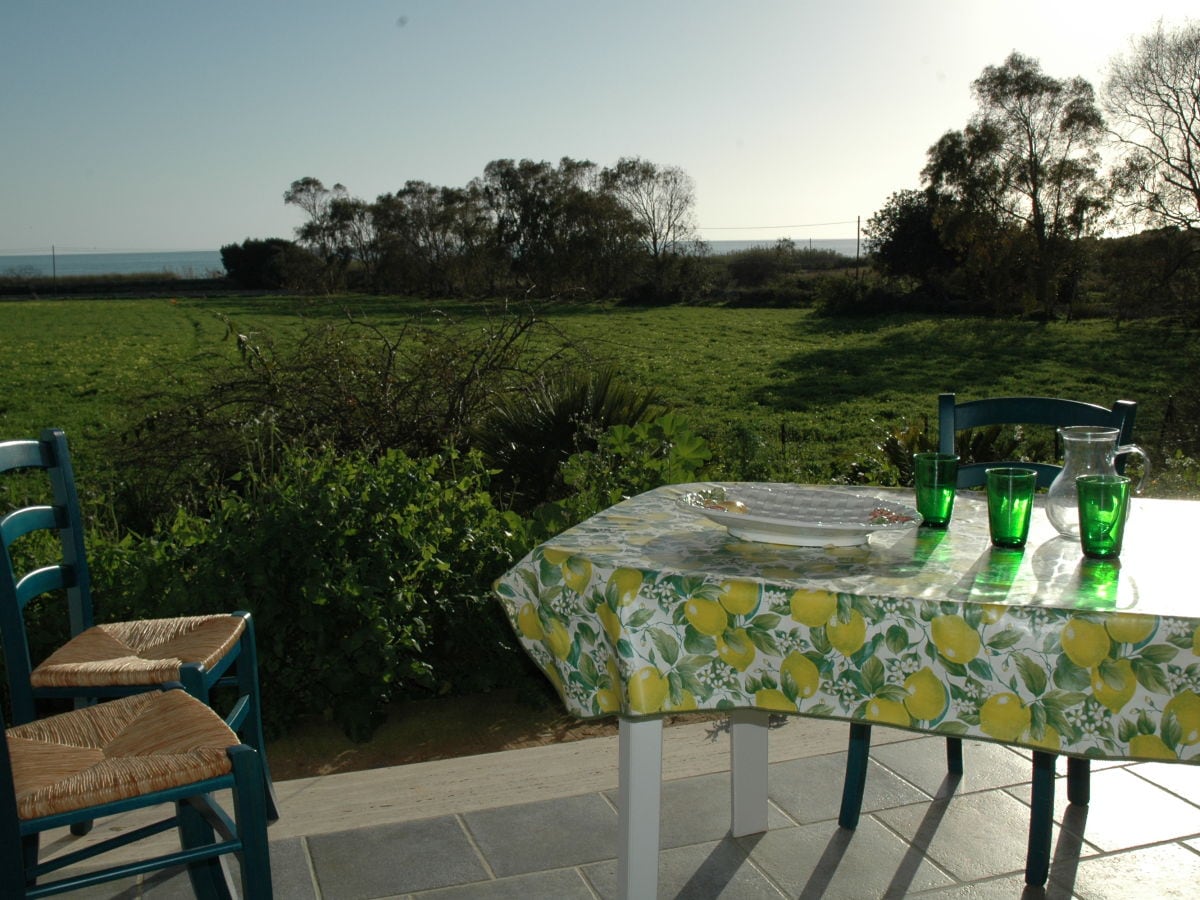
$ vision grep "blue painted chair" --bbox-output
[0,428,277,825]
[838,393,1137,886]
[1,682,273,897]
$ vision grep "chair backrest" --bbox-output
[938,393,1137,489]
[0,428,93,723]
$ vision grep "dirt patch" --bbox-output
[267,690,721,781]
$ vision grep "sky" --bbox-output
[2,1,1197,254]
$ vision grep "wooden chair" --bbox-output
[1,685,273,897]
[0,428,277,825]
[837,393,1137,886]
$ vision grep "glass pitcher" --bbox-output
[1045,426,1150,537]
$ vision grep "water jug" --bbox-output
[1045,426,1150,537]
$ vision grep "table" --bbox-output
[493,483,1200,898]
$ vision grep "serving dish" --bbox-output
[679,484,921,547]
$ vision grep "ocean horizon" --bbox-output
[0,238,860,278]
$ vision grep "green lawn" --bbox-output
[3,295,1197,493]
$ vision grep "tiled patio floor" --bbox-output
[42,717,1200,898]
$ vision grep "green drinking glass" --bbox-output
[914,452,959,528]
[1077,474,1131,560]
[986,467,1037,549]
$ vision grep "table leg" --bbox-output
[730,709,770,836]
[618,716,663,900]
[1025,750,1056,886]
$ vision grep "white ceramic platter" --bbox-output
[679,484,922,547]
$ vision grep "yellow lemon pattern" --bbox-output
[930,615,981,664]
[781,651,821,700]
[607,568,644,606]
[789,588,838,626]
[719,579,761,616]
[496,495,1200,766]
[980,693,1031,741]
[627,667,668,714]
[1061,618,1110,669]
[903,667,948,722]
[827,610,867,655]
[684,597,729,636]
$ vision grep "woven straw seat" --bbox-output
[7,690,236,821]
[30,615,246,689]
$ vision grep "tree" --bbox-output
[284,177,353,290]
[601,158,701,296]
[220,237,303,289]
[863,189,956,288]
[1105,20,1200,232]
[475,157,637,296]
[923,52,1106,315]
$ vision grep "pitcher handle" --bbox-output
[1116,443,1151,493]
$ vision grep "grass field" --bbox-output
[3,294,1199,493]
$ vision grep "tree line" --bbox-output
[221,156,709,302]
[864,21,1200,322]
[222,20,1200,322]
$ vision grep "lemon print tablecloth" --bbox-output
[494,483,1200,763]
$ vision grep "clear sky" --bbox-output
[2,1,1195,253]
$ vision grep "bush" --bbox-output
[219,238,298,289]
[105,306,553,529]
[472,365,664,511]
[89,446,525,741]
[524,414,712,541]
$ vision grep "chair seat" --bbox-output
[30,615,245,688]
[7,690,236,821]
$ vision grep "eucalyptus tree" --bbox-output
[284,177,354,290]
[373,180,495,295]
[923,53,1107,315]
[475,157,638,297]
[1105,20,1200,233]
[601,157,702,296]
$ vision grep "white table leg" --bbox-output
[730,709,770,836]
[617,716,663,900]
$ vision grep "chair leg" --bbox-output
[1066,757,1090,805]
[229,744,274,899]
[177,799,233,900]
[180,614,279,823]
[1026,751,1056,887]
[233,614,279,822]
[945,736,963,774]
[839,722,872,829]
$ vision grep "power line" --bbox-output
[698,220,857,231]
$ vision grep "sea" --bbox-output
[0,238,860,278]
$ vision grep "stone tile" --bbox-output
[413,867,596,898]
[1127,760,1200,804]
[1007,766,1200,852]
[583,837,787,899]
[602,770,791,848]
[871,736,1036,798]
[54,874,142,899]
[739,817,954,898]
[766,752,931,825]
[268,837,319,899]
[875,790,1046,882]
[1064,842,1200,899]
[908,873,1076,899]
[463,793,617,879]
[308,816,489,899]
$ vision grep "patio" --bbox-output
[46,716,1200,898]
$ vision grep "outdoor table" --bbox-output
[493,482,1200,899]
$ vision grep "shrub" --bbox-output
[472,365,664,510]
[105,305,553,529]
[525,413,712,541]
[88,446,525,741]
